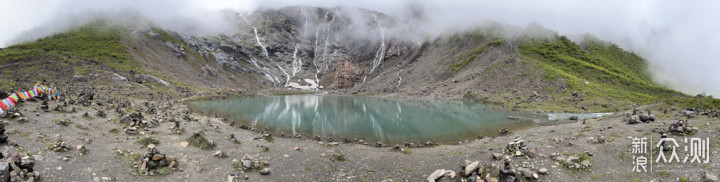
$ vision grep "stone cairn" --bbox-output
[121,112,144,135]
[658,132,671,151]
[48,141,69,152]
[505,137,534,157]
[499,158,521,182]
[498,127,509,135]
[668,120,698,135]
[39,100,49,111]
[625,108,656,124]
[139,144,177,171]
[0,151,40,182]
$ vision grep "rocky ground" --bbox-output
[0,83,718,182]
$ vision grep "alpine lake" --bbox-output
[189,95,610,144]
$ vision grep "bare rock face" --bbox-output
[323,59,367,89]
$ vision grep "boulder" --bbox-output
[639,113,650,122]
[492,153,504,160]
[465,161,480,176]
[519,168,536,179]
[704,171,718,182]
[112,73,133,87]
[427,169,445,182]
[0,162,8,182]
[628,115,640,124]
[72,75,88,82]
[141,75,171,87]
[20,158,34,171]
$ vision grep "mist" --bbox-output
[1,0,718,97]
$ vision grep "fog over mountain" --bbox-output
[1,0,718,97]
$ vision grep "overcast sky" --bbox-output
[1,0,718,97]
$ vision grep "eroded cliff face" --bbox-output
[160,6,415,90]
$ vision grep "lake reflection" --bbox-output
[189,95,540,144]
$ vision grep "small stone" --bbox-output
[140,161,147,170]
[538,168,548,175]
[292,146,300,151]
[259,168,271,175]
[147,144,155,149]
[567,156,580,163]
[519,168,533,179]
[180,142,189,148]
[56,166,62,171]
[581,160,591,168]
[447,170,456,179]
[152,154,164,161]
[214,151,226,157]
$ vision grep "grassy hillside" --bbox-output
[448,38,505,72]
[518,34,720,110]
[0,20,139,72]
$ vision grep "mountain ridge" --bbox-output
[0,6,717,112]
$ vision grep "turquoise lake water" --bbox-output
[189,95,544,144]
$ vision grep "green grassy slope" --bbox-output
[0,20,139,72]
[519,34,720,110]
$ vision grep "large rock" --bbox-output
[141,75,171,87]
[705,171,718,182]
[427,169,445,182]
[112,73,133,87]
[20,158,34,172]
[519,168,537,179]
[628,115,640,124]
[464,161,480,176]
[492,153,504,160]
[72,75,88,82]
[0,162,8,182]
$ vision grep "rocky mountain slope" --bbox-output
[0,6,718,111]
